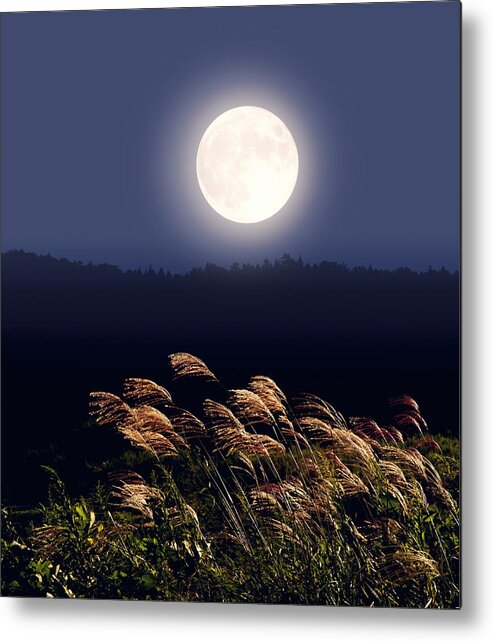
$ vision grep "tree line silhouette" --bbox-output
[2,250,458,337]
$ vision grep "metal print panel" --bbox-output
[1,1,461,607]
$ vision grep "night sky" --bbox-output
[1,2,460,272]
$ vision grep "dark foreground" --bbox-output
[1,355,460,606]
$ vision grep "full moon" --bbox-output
[196,106,299,223]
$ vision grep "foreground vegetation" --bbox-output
[1,354,460,606]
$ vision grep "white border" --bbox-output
[2,1,493,640]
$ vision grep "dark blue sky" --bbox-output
[1,2,460,272]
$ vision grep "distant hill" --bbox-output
[2,249,459,337]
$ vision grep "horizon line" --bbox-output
[1,248,459,277]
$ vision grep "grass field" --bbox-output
[1,353,460,607]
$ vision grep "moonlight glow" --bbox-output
[196,106,299,223]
